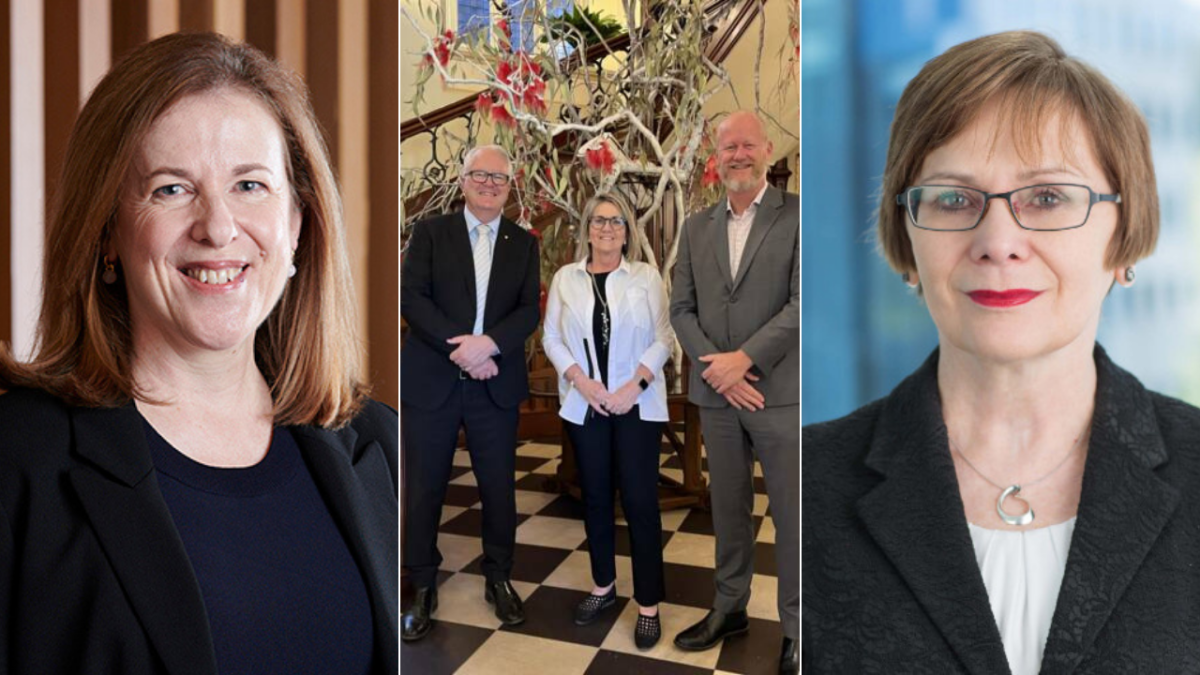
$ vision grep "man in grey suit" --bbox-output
[670,110,798,674]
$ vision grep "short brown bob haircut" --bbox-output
[878,30,1158,274]
[0,32,367,428]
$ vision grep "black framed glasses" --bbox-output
[895,183,1121,231]
[465,170,511,186]
[589,216,627,230]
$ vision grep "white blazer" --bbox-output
[542,258,674,425]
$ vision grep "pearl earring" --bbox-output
[102,257,117,284]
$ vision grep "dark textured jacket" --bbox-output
[803,346,1200,674]
[0,387,399,675]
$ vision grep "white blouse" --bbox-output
[968,518,1076,675]
[541,258,674,425]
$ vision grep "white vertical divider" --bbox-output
[11,0,43,361]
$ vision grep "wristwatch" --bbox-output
[637,377,649,391]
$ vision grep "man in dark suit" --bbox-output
[669,111,799,673]
[399,145,541,641]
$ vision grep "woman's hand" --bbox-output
[606,380,642,415]
[575,377,611,417]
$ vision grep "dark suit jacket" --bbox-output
[803,346,1200,674]
[400,211,540,410]
[669,186,798,408]
[0,387,398,675]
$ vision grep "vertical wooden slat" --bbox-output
[339,0,367,384]
[212,0,244,41]
[180,0,214,31]
[0,0,10,345]
[79,0,112,102]
[111,0,148,62]
[245,0,277,56]
[44,0,80,211]
[275,0,305,77]
[305,0,338,164]
[368,0,398,407]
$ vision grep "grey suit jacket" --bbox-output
[669,185,798,408]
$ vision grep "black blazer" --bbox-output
[803,346,1200,674]
[400,211,540,410]
[0,387,398,675]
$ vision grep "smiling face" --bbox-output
[587,200,627,259]
[111,88,301,358]
[716,111,773,195]
[460,147,511,222]
[908,101,1124,364]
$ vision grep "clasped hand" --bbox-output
[699,350,764,411]
[448,334,499,380]
[576,378,640,416]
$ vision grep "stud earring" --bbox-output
[1124,267,1136,284]
[102,257,117,284]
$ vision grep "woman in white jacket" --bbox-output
[542,192,675,649]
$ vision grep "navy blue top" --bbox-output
[144,419,374,675]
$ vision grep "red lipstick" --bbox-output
[967,289,1041,308]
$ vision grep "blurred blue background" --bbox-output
[801,0,1200,424]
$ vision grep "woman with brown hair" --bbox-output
[804,31,1200,673]
[0,33,396,674]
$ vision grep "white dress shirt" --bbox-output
[464,207,500,335]
[968,517,1076,675]
[726,183,768,279]
[542,258,675,424]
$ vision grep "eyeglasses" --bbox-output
[895,183,1121,232]
[589,216,627,230]
[465,170,512,186]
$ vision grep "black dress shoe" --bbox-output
[779,636,798,674]
[400,586,437,642]
[485,579,526,626]
[573,588,617,625]
[673,608,749,651]
[634,613,661,650]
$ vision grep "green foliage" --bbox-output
[540,5,625,50]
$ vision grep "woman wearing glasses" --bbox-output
[542,192,674,649]
[804,31,1200,673]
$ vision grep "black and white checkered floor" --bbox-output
[401,439,782,675]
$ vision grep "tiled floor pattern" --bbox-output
[401,439,781,675]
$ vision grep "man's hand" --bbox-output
[723,377,765,411]
[465,358,499,380]
[699,350,754,394]
[447,334,499,370]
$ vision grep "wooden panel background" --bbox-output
[2,0,398,408]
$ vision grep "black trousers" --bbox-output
[565,407,665,607]
[402,377,518,587]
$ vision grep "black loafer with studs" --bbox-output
[573,588,617,625]
[635,613,662,650]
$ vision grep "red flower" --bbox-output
[529,226,543,240]
[421,30,455,69]
[585,141,616,175]
[490,102,516,128]
[497,18,512,47]
[496,52,547,113]
[474,92,492,112]
[702,154,721,188]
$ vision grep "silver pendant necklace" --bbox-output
[588,267,611,348]
[950,429,1086,527]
